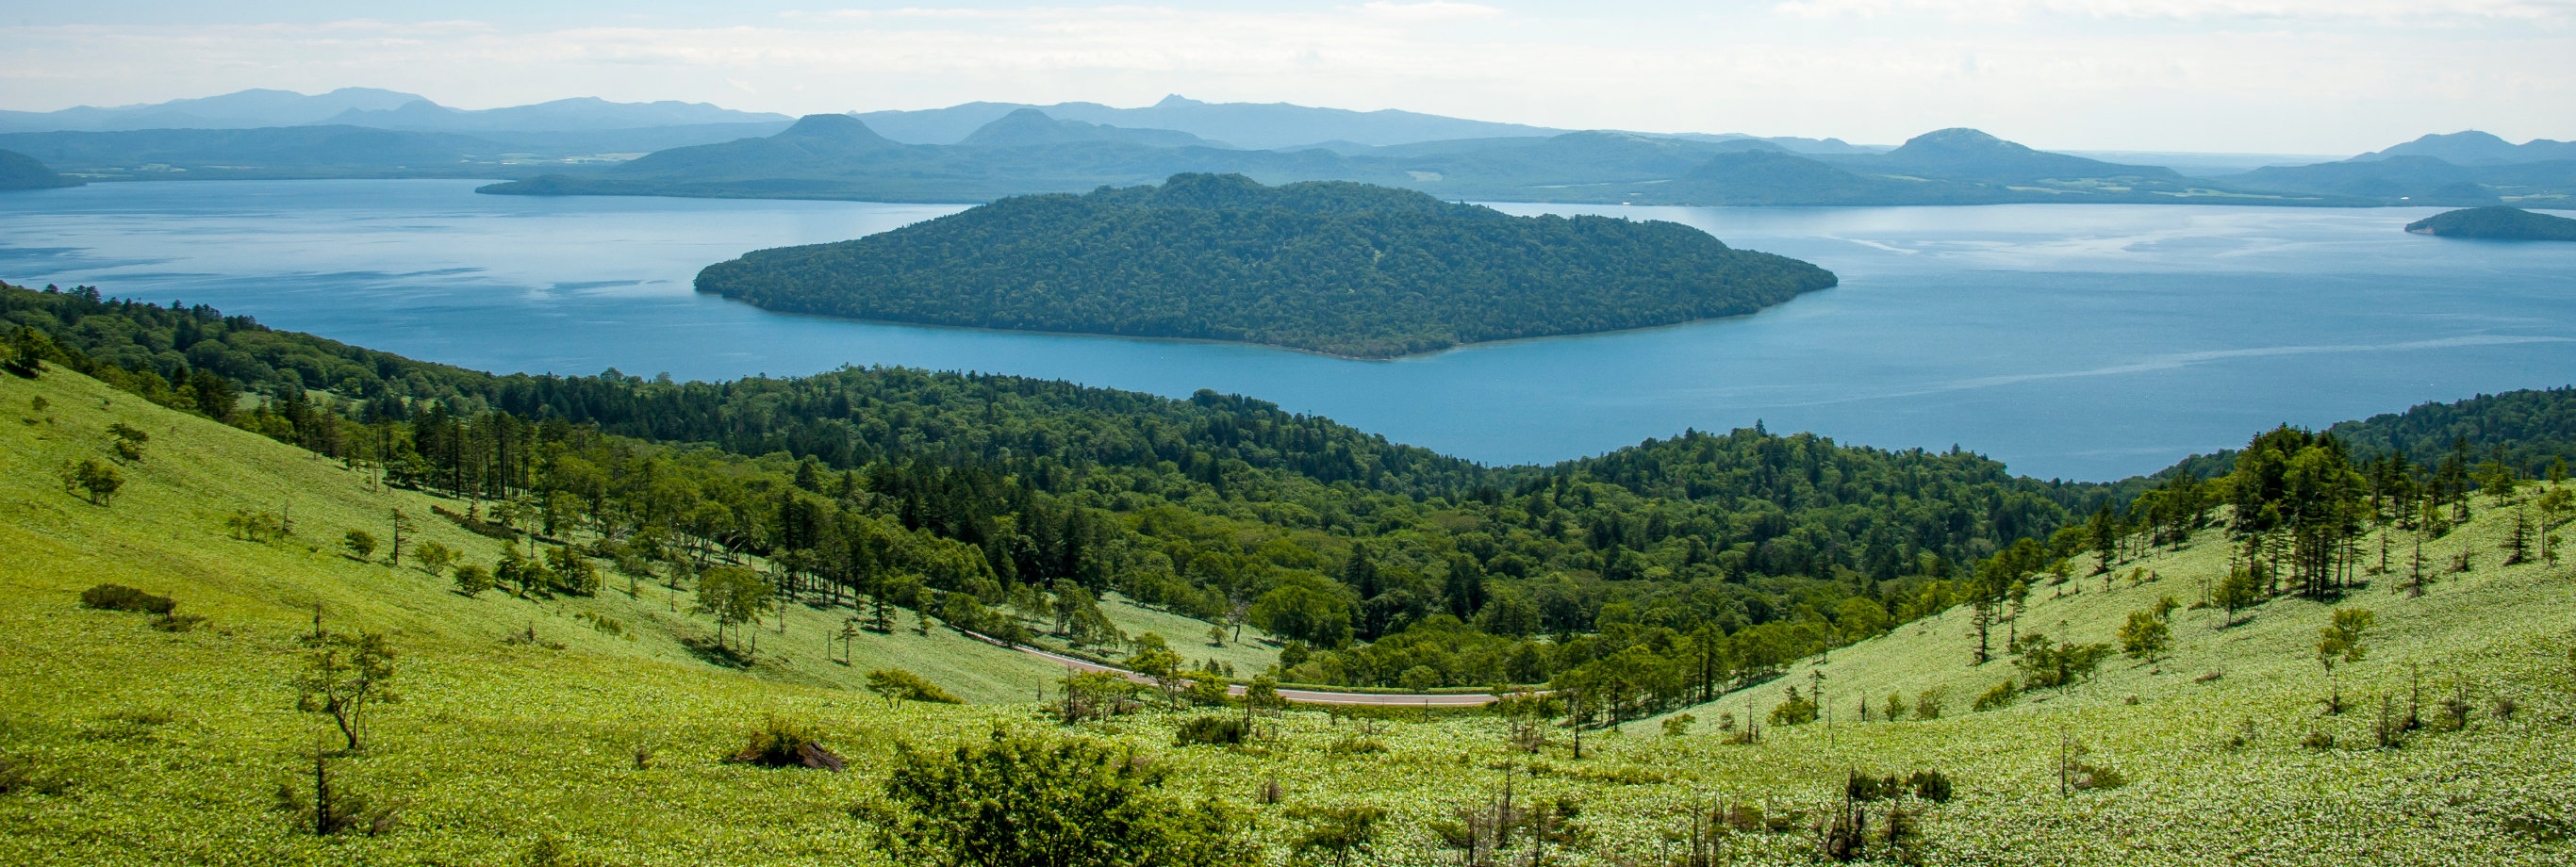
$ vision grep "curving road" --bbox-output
[961,630,1508,707]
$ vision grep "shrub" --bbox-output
[867,668,964,705]
[1912,689,1946,720]
[453,564,494,597]
[0,755,58,795]
[576,611,624,636]
[1174,715,1248,746]
[0,756,25,791]
[520,831,588,867]
[2317,608,2375,673]
[868,728,1254,867]
[1770,686,1819,726]
[2012,633,2113,689]
[1846,771,1907,802]
[2120,609,2171,660]
[2072,761,2125,791]
[107,422,147,461]
[65,458,122,505]
[341,530,378,561]
[1973,680,2018,712]
[1907,769,1954,802]
[1287,805,1386,867]
[728,716,844,770]
[224,509,291,543]
[1180,672,1230,708]
[1062,671,1147,723]
[1662,712,1695,737]
[2302,730,2337,750]
[412,541,458,575]
[2058,746,2126,793]
[1325,736,1387,756]
[79,583,174,615]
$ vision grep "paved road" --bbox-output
[963,630,1508,707]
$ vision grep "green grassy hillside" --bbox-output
[0,368,1072,864]
[1622,482,2576,863]
[5,365,2573,865]
[0,368,1063,705]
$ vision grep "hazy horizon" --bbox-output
[2,1,2569,155]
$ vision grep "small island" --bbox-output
[694,173,1838,358]
[2403,205,2576,241]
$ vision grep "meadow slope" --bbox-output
[3,366,2572,865]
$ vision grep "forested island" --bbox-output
[694,173,1838,357]
[2403,205,2576,240]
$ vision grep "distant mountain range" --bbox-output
[856,94,1563,149]
[2218,155,2576,207]
[310,97,789,134]
[2352,131,2576,166]
[2,88,2568,209]
[0,88,425,132]
[480,116,2376,206]
[0,89,801,178]
[0,124,815,182]
[0,89,791,135]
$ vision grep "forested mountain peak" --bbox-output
[2355,130,2576,165]
[1858,127,2179,182]
[1894,127,2013,152]
[693,173,1838,357]
[775,113,896,144]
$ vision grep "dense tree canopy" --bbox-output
[693,173,1838,358]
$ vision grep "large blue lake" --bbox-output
[2,179,2569,481]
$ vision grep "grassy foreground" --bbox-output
[3,366,2573,865]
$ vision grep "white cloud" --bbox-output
[1356,2,1506,22]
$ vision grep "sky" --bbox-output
[2,1,2571,154]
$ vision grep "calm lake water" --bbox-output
[2,179,2570,481]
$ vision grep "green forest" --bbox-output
[8,282,2573,722]
[692,173,1839,358]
